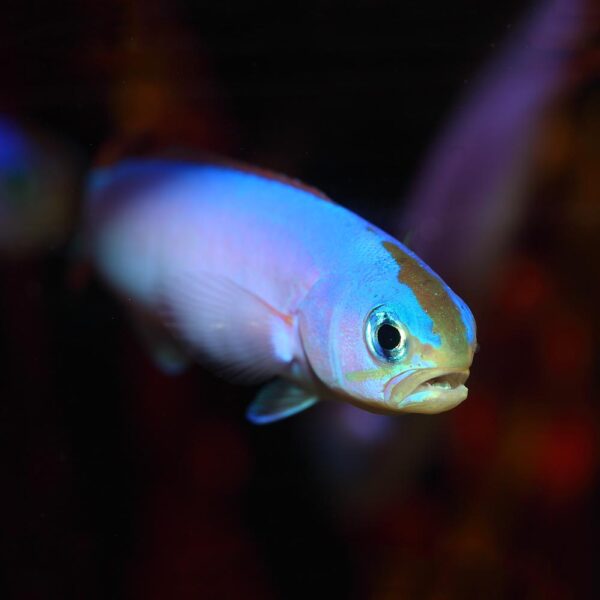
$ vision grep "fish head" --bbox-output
[298,241,477,414]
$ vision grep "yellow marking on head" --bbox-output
[382,241,468,357]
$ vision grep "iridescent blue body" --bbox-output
[85,159,477,423]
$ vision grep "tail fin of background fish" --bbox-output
[398,0,595,289]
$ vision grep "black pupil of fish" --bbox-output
[377,324,401,350]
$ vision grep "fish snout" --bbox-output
[384,368,470,414]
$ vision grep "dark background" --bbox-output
[0,1,598,598]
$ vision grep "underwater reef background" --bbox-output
[0,0,598,598]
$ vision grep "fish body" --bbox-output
[85,159,476,423]
[0,117,79,257]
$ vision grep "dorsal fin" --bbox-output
[94,145,334,203]
[224,160,333,203]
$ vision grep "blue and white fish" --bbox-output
[84,159,477,423]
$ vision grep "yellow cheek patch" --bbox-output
[346,366,390,383]
[346,336,438,384]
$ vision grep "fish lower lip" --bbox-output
[396,384,468,413]
[413,371,468,392]
[387,369,470,414]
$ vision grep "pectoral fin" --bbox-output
[159,270,295,383]
[247,379,319,424]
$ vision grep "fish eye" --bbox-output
[365,306,406,362]
[377,323,401,350]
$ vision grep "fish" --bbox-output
[84,158,477,424]
[0,117,80,257]
[398,0,591,288]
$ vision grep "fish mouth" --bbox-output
[384,368,470,414]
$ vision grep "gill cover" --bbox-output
[297,275,409,411]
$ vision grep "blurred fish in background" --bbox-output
[0,115,86,597]
[398,0,595,294]
[0,118,81,258]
